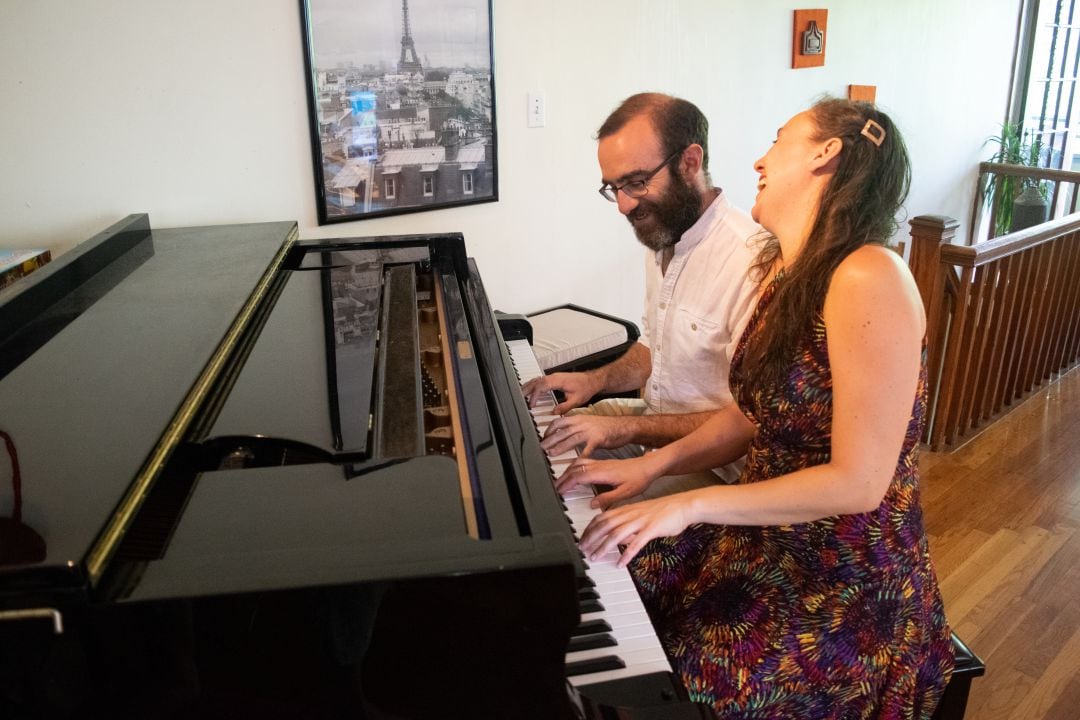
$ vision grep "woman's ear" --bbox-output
[811,137,843,172]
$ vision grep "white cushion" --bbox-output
[528,308,628,371]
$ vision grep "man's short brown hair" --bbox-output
[597,93,710,182]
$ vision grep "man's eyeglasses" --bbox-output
[598,147,685,202]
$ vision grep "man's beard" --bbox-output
[626,172,703,252]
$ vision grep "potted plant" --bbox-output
[983,123,1049,236]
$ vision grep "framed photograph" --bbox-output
[299,0,498,225]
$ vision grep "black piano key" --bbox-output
[578,575,596,589]
[565,655,626,677]
[571,619,612,638]
[578,587,600,601]
[579,599,605,614]
[567,633,618,653]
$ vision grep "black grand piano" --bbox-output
[0,216,714,719]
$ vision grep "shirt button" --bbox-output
[659,302,666,309]
[691,322,698,331]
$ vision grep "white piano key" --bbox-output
[566,637,669,665]
[591,586,644,605]
[580,607,652,625]
[566,659,676,688]
[560,486,593,501]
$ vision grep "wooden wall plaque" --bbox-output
[848,84,877,103]
[792,9,828,69]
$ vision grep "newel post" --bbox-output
[909,215,959,315]
[908,215,960,445]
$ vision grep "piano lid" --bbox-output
[97,238,555,602]
[0,219,298,590]
[1,222,578,608]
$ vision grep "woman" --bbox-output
[559,99,954,717]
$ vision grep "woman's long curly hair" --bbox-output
[742,98,912,390]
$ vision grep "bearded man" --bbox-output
[523,92,761,498]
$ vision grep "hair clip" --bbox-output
[861,119,886,147]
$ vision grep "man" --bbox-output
[522,92,761,493]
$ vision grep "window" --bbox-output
[1013,0,1080,169]
[462,171,474,195]
[423,175,435,197]
[384,177,396,200]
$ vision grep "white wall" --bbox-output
[1,1,1018,323]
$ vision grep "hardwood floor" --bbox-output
[921,365,1080,720]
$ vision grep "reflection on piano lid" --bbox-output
[0,430,46,567]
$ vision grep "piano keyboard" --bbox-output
[505,339,673,687]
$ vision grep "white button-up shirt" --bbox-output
[640,191,761,416]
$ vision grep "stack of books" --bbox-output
[0,248,52,291]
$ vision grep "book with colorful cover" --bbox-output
[0,249,52,291]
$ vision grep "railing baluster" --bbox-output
[975,259,1010,423]
[1038,239,1069,382]
[987,253,1024,418]
[1059,232,1080,370]
[960,265,996,432]
[1029,239,1059,384]
[935,266,976,448]
[1039,235,1072,380]
[1004,245,1043,404]
[1019,243,1056,395]
[1047,231,1080,374]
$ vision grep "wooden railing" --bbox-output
[972,162,1080,243]
[909,213,1080,450]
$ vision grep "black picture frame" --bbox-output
[299,0,498,225]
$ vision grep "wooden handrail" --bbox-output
[977,161,1080,183]
[909,213,1080,450]
[942,211,1080,265]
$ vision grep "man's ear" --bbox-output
[811,137,843,172]
[680,143,705,178]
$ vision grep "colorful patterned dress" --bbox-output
[630,275,954,718]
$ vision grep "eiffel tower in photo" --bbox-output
[397,0,423,74]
